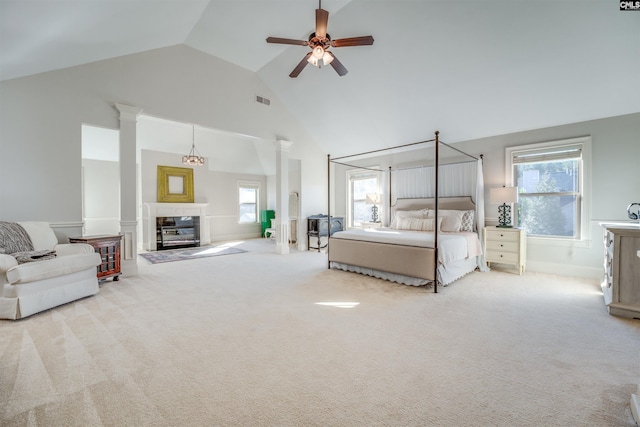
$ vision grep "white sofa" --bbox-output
[0,222,102,320]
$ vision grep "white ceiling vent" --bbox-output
[256,95,271,106]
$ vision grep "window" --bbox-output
[347,170,380,228]
[238,182,260,224]
[507,137,590,240]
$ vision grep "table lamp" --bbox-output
[490,186,518,228]
[365,193,381,223]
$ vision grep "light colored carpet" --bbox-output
[1,238,639,426]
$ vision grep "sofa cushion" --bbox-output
[6,253,101,284]
[17,222,59,251]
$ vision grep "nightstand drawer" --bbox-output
[486,240,519,252]
[486,230,520,242]
[486,251,519,264]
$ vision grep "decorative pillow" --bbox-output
[390,209,430,229]
[460,210,475,232]
[440,214,462,232]
[427,209,476,232]
[395,217,436,231]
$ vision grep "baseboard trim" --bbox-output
[524,260,601,281]
[211,233,261,243]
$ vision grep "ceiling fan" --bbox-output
[266,0,374,78]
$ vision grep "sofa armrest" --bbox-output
[0,254,19,272]
[54,243,96,256]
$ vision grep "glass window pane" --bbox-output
[515,159,579,194]
[239,186,258,223]
[353,201,372,225]
[239,204,256,222]
[353,177,377,200]
[239,187,256,203]
[518,194,577,237]
[350,176,378,226]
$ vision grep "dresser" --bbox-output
[600,224,640,319]
[484,226,527,274]
[69,234,122,281]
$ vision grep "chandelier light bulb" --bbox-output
[312,46,324,59]
[322,51,334,65]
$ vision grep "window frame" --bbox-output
[505,136,592,246]
[346,168,382,229]
[238,181,260,224]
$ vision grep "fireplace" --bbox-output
[144,203,209,251]
[156,216,200,250]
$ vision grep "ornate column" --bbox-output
[274,140,293,254]
[115,103,143,276]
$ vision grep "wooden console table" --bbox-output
[69,234,122,281]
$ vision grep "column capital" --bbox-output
[115,103,143,121]
[274,139,294,152]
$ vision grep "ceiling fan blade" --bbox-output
[316,8,329,39]
[331,35,375,48]
[266,37,308,46]
[327,52,348,77]
[289,52,312,78]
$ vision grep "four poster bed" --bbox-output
[326,131,487,292]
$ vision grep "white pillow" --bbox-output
[395,217,436,231]
[428,210,463,232]
[390,209,429,229]
[17,221,59,251]
[427,209,476,232]
[440,214,462,232]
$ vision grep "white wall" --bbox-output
[0,45,327,238]
[82,159,120,235]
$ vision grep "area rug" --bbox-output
[139,245,247,264]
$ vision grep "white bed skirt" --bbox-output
[331,256,478,287]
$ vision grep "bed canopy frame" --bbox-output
[326,131,482,293]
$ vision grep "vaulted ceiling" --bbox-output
[1,0,639,159]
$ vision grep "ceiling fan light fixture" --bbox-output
[307,48,333,68]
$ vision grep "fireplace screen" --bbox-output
[156,216,200,250]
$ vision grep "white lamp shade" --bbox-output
[490,186,518,204]
[365,193,380,205]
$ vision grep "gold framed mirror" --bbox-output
[157,165,194,203]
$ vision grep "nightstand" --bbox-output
[361,222,382,229]
[484,226,526,274]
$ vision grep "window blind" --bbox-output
[512,145,582,164]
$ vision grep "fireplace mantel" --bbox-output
[144,203,210,251]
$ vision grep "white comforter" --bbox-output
[331,228,482,265]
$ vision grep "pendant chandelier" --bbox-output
[182,125,205,166]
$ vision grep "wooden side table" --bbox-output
[484,226,527,274]
[69,234,122,281]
